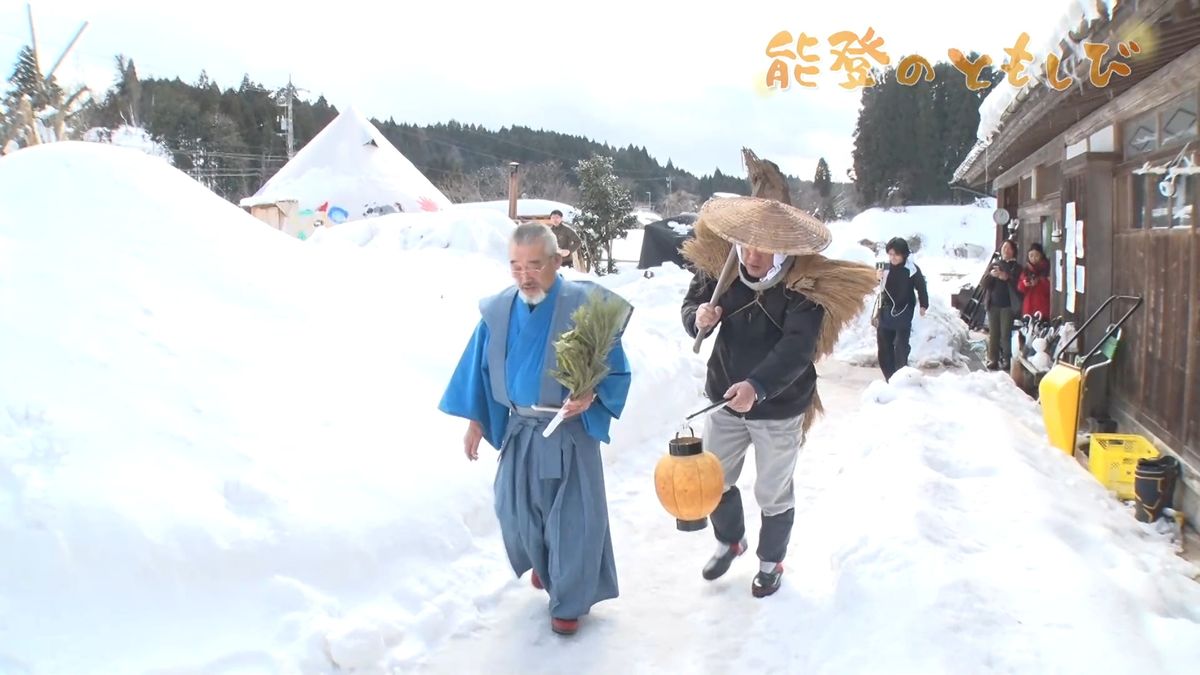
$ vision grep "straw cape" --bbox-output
[681,197,877,431]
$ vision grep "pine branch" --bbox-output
[549,291,629,396]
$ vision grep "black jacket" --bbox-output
[880,260,929,327]
[682,270,826,420]
[982,258,1022,309]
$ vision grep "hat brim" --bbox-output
[698,196,832,255]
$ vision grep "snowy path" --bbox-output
[412,361,882,674]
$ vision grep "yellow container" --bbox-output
[1088,433,1159,500]
[1039,363,1082,455]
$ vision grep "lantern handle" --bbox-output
[675,425,696,439]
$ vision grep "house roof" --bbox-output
[954,0,1200,188]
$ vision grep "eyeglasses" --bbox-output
[510,261,547,276]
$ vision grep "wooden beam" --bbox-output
[1066,45,1200,145]
[507,162,519,221]
[993,130,1070,187]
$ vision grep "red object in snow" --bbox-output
[317,201,329,213]
[419,197,440,212]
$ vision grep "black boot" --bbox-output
[751,563,783,598]
[702,537,749,580]
[703,487,747,581]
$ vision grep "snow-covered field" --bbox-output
[2,144,1197,674]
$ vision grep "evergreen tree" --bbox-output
[814,157,836,220]
[574,155,637,275]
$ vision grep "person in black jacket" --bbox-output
[682,241,826,598]
[981,239,1022,370]
[875,237,929,381]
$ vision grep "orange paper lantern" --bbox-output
[654,433,725,531]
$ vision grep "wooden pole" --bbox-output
[44,21,89,82]
[507,162,519,221]
[692,248,739,353]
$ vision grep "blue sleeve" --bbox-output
[581,337,631,444]
[438,320,509,450]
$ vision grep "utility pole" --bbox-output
[665,175,672,193]
[277,77,299,159]
[284,77,295,159]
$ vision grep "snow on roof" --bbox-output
[957,0,1114,182]
[453,199,579,221]
[711,192,742,199]
[239,106,451,218]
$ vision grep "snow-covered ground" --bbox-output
[2,144,1197,674]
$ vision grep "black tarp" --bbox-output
[637,214,697,270]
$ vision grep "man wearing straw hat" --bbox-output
[681,196,875,597]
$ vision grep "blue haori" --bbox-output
[438,274,632,621]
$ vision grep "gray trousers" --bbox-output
[702,408,806,563]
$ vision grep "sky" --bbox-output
[1,0,1077,182]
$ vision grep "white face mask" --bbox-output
[735,245,788,284]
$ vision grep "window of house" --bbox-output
[1160,93,1198,147]
[1122,91,1199,159]
[1129,171,1197,229]
[1019,175,1034,204]
[1171,175,1195,229]
[1150,176,1171,228]
[1037,163,1062,198]
[1124,111,1158,156]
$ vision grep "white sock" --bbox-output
[760,561,779,573]
[714,542,731,555]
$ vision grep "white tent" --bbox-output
[240,106,452,240]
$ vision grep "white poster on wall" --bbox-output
[1075,220,1086,258]
[1064,202,1077,312]
[1076,265,1086,293]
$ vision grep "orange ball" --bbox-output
[654,434,725,531]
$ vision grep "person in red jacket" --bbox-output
[1018,242,1051,320]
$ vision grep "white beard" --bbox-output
[519,288,547,305]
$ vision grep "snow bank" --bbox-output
[632,209,661,226]
[0,142,699,673]
[833,300,973,369]
[454,198,579,222]
[784,369,1200,674]
[306,206,516,261]
[84,125,173,163]
[825,203,996,368]
[829,202,997,262]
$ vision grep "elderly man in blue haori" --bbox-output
[438,222,633,637]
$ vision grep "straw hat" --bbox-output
[699,196,832,255]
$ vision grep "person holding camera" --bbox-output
[982,239,1023,371]
[874,237,928,382]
